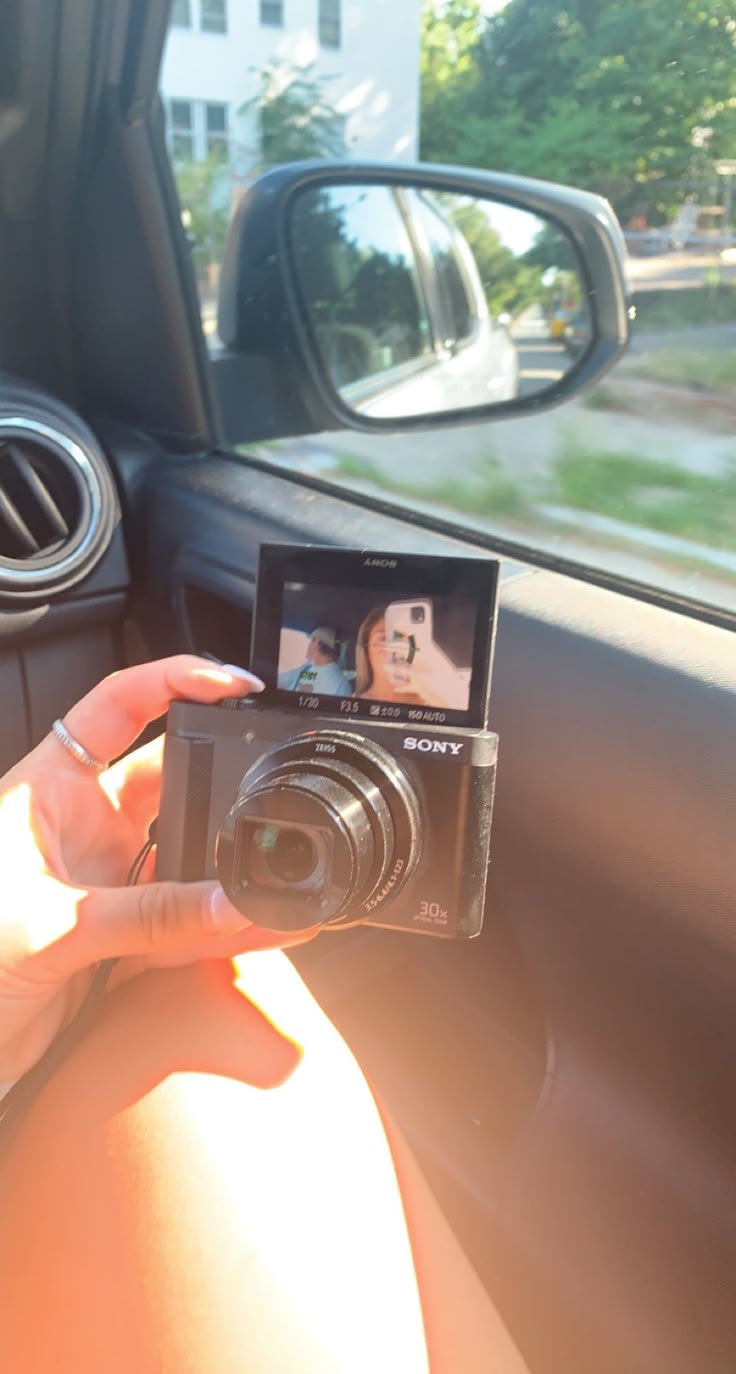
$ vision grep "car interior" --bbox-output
[0,4,734,1372]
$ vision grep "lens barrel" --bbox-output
[216,731,421,931]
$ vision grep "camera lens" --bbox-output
[216,731,421,933]
[259,826,317,883]
[411,605,425,623]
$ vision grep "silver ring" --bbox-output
[51,719,108,773]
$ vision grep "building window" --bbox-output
[319,0,341,48]
[205,102,229,160]
[201,0,227,31]
[170,0,192,25]
[169,100,195,161]
[166,100,229,162]
[260,0,284,25]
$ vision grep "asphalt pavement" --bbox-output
[627,248,736,292]
[515,337,569,398]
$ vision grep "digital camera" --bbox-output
[156,545,500,939]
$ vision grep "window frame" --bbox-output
[166,99,230,164]
[151,21,736,632]
[318,0,341,49]
[200,0,228,33]
[260,0,284,26]
[204,101,229,160]
[168,98,196,163]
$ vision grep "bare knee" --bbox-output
[0,954,429,1374]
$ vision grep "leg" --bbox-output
[0,952,527,1374]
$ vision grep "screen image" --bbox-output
[276,582,476,714]
[252,545,499,728]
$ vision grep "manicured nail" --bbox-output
[222,664,266,691]
[205,885,251,932]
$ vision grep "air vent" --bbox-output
[0,412,116,599]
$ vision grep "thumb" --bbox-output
[77,880,253,961]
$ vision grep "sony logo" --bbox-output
[363,557,397,568]
[403,737,464,756]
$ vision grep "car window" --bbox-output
[290,185,435,389]
[160,1,736,620]
[409,191,476,347]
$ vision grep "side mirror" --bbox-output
[217,161,630,436]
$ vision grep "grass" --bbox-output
[581,382,640,414]
[633,283,736,331]
[551,447,736,548]
[628,349,736,395]
[332,452,529,520]
[335,446,736,553]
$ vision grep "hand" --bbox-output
[0,656,315,1084]
[402,649,470,711]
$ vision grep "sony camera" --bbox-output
[156,545,500,939]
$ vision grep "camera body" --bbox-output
[156,544,500,939]
[156,701,498,938]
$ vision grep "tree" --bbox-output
[173,155,231,277]
[433,195,546,316]
[242,63,347,170]
[420,0,736,222]
[420,2,487,167]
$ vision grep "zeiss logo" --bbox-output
[363,557,397,568]
[403,736,464,757]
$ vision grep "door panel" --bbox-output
[117,436,736,1374]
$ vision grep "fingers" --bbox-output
[48,656,265,769]
[101,735,165,832]
[74,879,316,964]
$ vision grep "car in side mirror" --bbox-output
[217,162,630,436]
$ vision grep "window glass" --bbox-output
[170,0,191,27]
[260,0,284,26]
[161,1,736,620]
[201,0,227,33]
[319,0,341,49]
[205,102,229,159]
[410,191,475,346]
[169,99,194,163]
[291,186,434,389]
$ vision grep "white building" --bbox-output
[160,0,421,180]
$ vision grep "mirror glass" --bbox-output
[289,183,591,422]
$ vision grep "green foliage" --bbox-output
[632,284,736,330]
[422,461,529,519]
[420,2,486,169]
[436,197,542,316]
[173,156,231,271]
[243,62,346,169]
[552,447,736,546]
[420,0,736,221]
[334,450,528,518]
[632,349,736,393]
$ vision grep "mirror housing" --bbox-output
[217,161,630,436]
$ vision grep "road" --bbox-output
[517,338,569,396]
[627,248,736,292]
[511,307,570,397]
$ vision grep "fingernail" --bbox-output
[222,664,266,692]
[205,885,251,932]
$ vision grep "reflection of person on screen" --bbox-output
[278,626,351,696]
[355,607,468,710]
[355,607,427,704]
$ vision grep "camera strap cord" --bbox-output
[0,820,158,1150]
